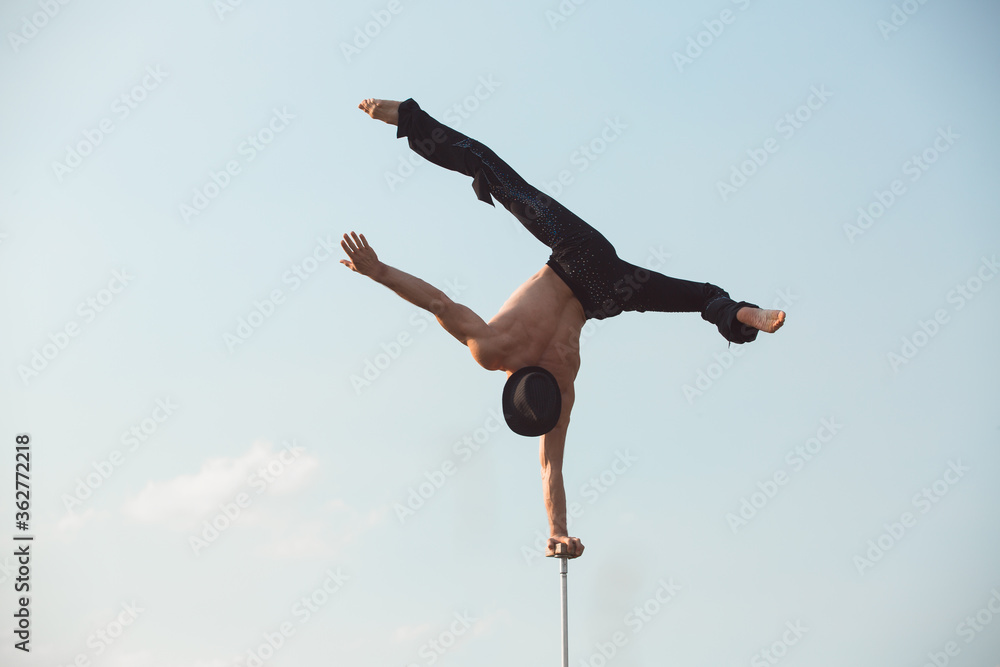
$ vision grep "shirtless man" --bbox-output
[342,98,786,560]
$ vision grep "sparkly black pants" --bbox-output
[396,98,759,343]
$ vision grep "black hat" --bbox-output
[501,366,562,437]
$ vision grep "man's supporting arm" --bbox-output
[539,385,584,558]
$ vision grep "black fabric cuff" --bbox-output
[702,296,760,344]
[395,98,419,139]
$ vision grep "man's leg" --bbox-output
[601,258,784,342]
[364,98,639,317]
[556,247,773,342]
[364,98,600,252]
[360,99,784,342]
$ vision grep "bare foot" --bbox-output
[736,307,786,333]
[358,98,400,126]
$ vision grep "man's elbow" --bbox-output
[428,295,455,318]
[429,297,465,338]
[540,460,563,481]
[435,299,483,348]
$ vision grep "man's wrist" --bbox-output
[369,262,388,283]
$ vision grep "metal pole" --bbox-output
[551,543,569,667]
[560,554,568,667]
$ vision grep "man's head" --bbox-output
[502,366,562,436]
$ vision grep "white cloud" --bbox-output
[260,447,320,496]
[118,439,388,559]
[121,440,319,530]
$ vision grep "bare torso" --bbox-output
[469,266,585,391]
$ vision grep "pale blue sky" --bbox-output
[1,1,999,666]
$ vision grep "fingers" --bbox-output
[567,537,585,558]
[546,536,585,559]
[342,231,365,251]
[545,537,558,555]
[341,232,366,255]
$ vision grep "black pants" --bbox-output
[396,98,759,343]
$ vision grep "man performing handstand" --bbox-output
[342,98,786,560]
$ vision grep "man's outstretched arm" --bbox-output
[340,231,492,347]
